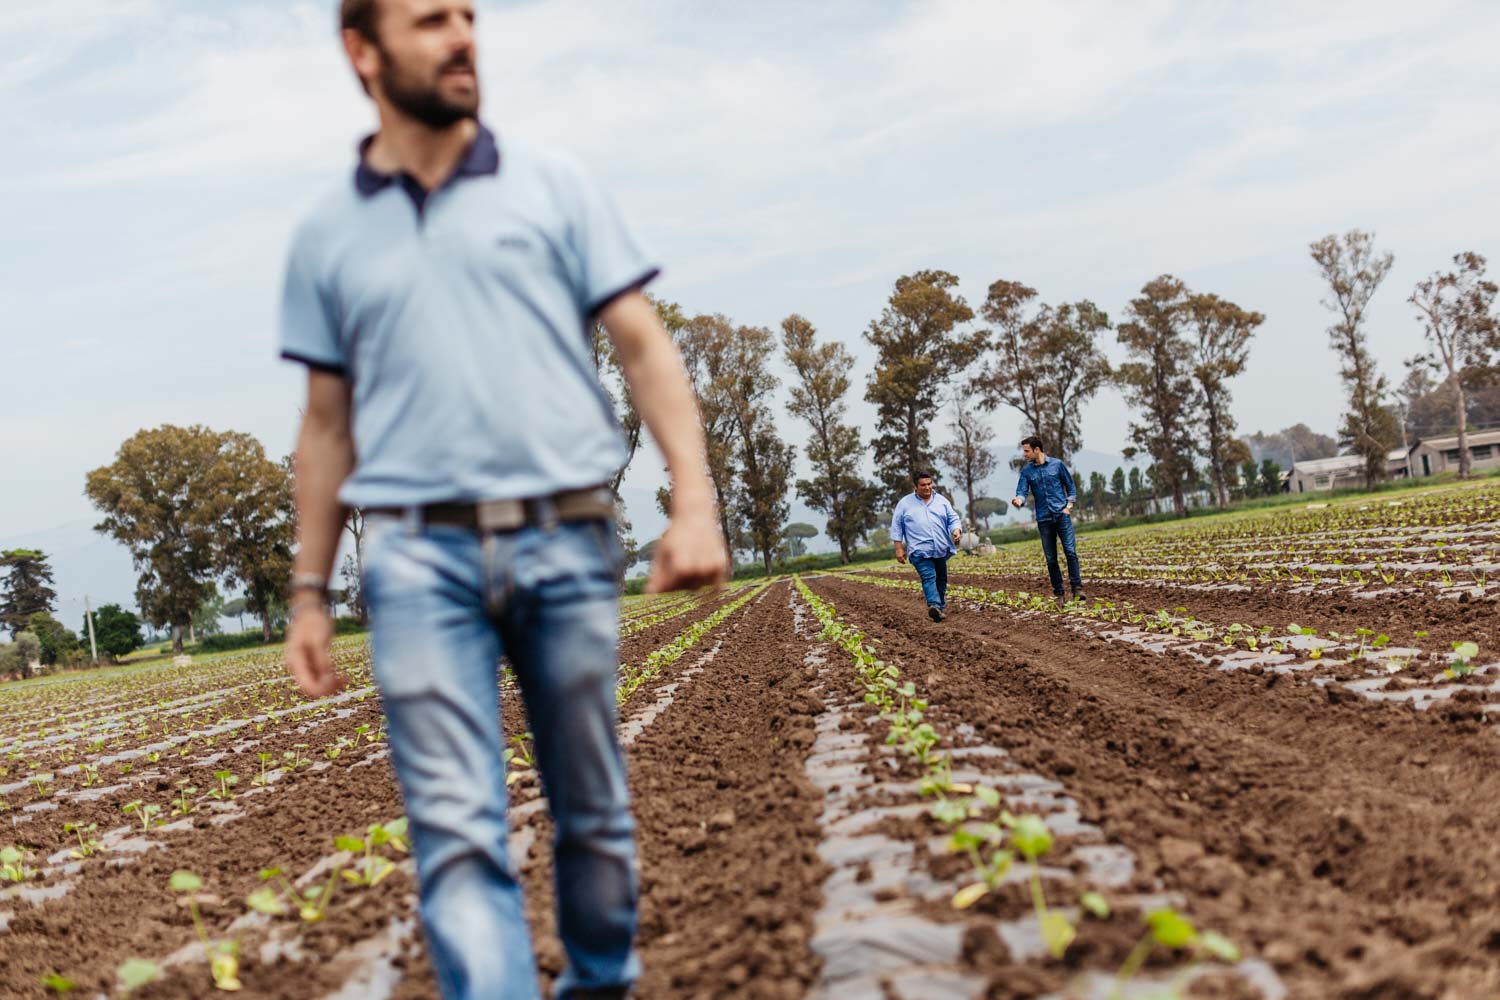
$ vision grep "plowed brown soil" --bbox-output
[809,574,1500,998]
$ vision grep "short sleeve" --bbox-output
[278,225,346,374]
[560,159,661,316]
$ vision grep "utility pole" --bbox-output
[85,595,98,665]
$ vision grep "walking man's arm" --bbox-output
[286,371,355,698]
[602,291,728,593]
[945,496,962,546]
[1060,463,1078,516]
[891,500,907,563]
[1011,466,1029,509]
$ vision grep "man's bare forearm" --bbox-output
[293,408,355,583]
[602,294,714,512]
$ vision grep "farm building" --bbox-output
[1287,449,1410,492]
[1408,428,1500,477]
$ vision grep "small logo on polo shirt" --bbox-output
[496,235,532,250]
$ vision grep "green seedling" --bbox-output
[122,800,164,832]
[115,957,162,996]
[1080,891,1111,919]
[120,762,134,775]
[78,763,101,788]
[169,871,242,991]
[509,732,536,768]
[31,773,54,798]
[173,779,198,816]
[1446,640,1481,679]
[64,822,100,859]
[208,770,239,800]
[338,817,411,887]
[1112,907,1239,999]
[40,972,75,994]
[2,845,35,882]
[949,819,1014,909]
[1006,813,1074,958]
[252,753,277,786]
[246,865,341,923]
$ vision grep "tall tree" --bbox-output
[87,604,144,662]
[1,550,57,638]
[973,281,1111,462]
[28,612,80,667]
[679,313,746,557]
[721,325,794,576]
[935,388,997,531]
[1408,252,1500,479]
[1185,293,1264,508]
[212,445,296,642]
[1116,276,1199,517]
[343,508,368,625]
[781,314,882,562]
[864,270,982,501]
[1310,230,1399,488]
[86,425,248,652]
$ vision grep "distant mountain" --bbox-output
[0,518,140,632]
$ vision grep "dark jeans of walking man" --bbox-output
[281,4,728,998]
[891,470,963,622]
[1012,436,1084,601]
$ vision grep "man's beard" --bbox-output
[377,49,479,129]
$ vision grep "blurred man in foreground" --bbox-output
[280,2,727,997]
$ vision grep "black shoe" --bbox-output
[1071,590,1087,603]
[928,604,944,622]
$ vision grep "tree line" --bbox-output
[0,549,145,677]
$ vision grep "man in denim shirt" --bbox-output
[280,3,727,997]
[891,469,963,621]
[1011,435,1085,603]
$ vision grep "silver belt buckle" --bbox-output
[476,499,522,533]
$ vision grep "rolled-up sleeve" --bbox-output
[890,502,905,544]
[1060,465,1078,505]
[1014,467,1030,502]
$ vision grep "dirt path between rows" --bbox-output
[937,568,1499,661]
[810,575,1500,998]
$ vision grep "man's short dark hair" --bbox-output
[341,0,380,41]
[911,469,935,484]
[1020,435,1044,451]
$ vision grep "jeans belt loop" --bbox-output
[534,497,560,533]
[401,505,422,537]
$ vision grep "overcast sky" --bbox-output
[5,0,1499,548]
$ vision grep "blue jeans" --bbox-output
[362,514,638,1000]
[1036,515,1082,595]
[909,553,948,608]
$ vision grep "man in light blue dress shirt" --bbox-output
[891,469,963,621]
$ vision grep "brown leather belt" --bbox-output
[368,485,616,533]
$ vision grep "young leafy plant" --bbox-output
[64,822,100,859]
[1,845,34,883]
[169,870,242,992]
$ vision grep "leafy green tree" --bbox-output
[192,591,225,638]
[1408,252,1500,480]
[28,612,80,666]
[721,324,794,576]
[85,425,239,652]
[936,388,998,534]
[88,604,144,661]
[1127,467,1146,514]
[14,630,41,678]
[0,643,20,678]
[1088,472,1107,517]
[222,597,249,632]
[1310,230,1400,488]
[973,280,1111,462]
[212,447,295,643]
[1186,293,1264,508]
[864,270,982,501]
[781,314,882,563]
[1117,276,1198,517]
[971,497,1007,530]
[1259,459,1281,496]
[1110,468,1127,514]
[1239,459,1259,498]
[1,550,57,638]
[679,313,747,557]
[784,523,818,557]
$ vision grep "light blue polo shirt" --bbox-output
[891,492,962,559]
[278,124,659,507]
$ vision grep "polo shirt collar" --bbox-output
[353,122,500,197]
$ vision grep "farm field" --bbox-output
[3,481,1500,998]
